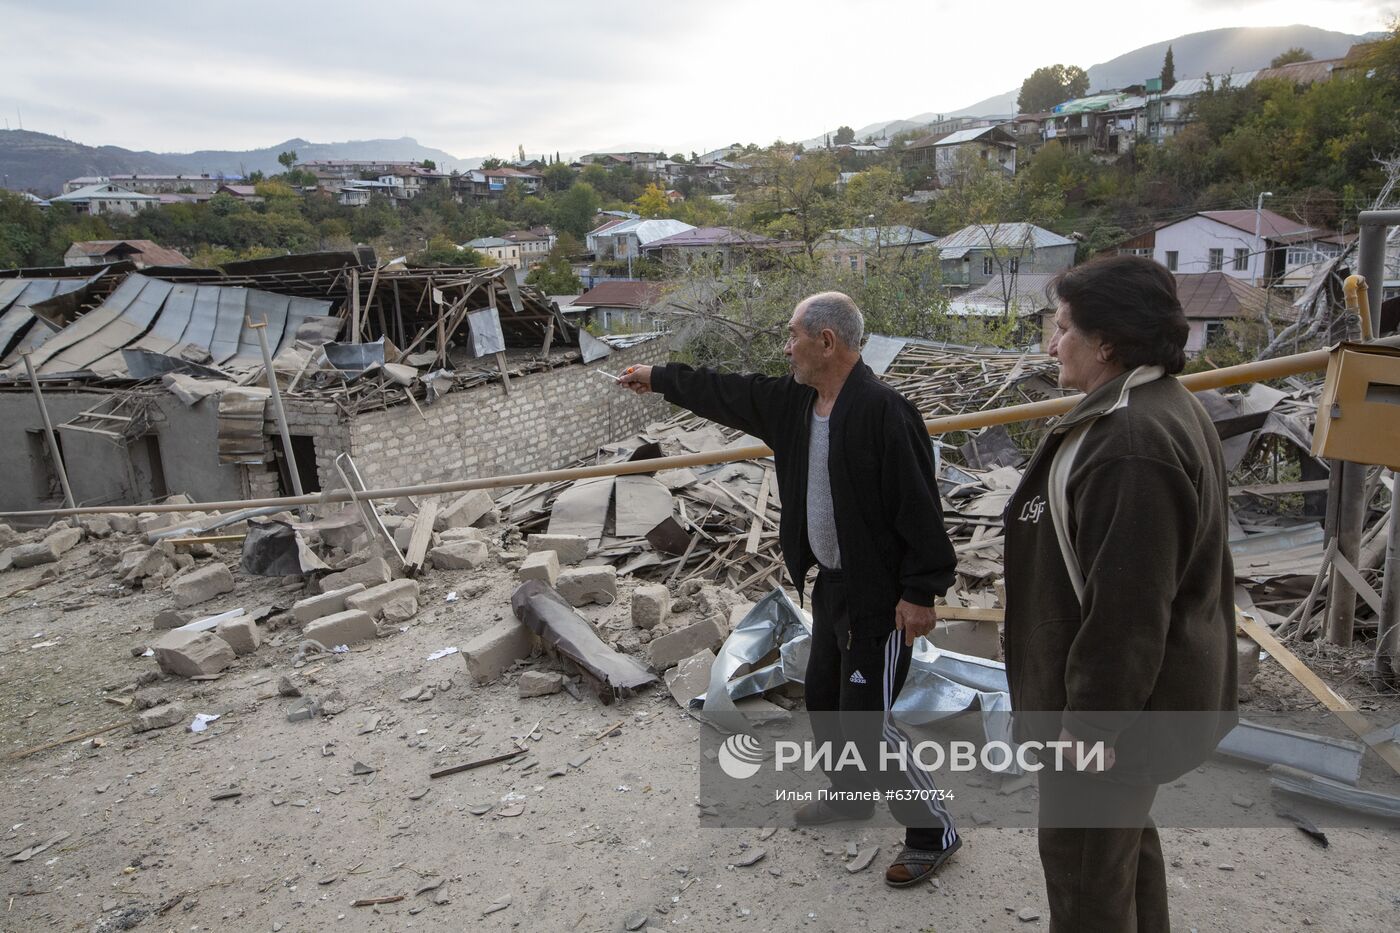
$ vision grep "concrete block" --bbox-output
[170,563,235,608]
[518,670,567,697]
[293,584,366,624]
[216,616,261,656]
[0,523,16,548]
[518,550,559,585]
[1237,636,1260,686]
[302,609,378,647]
[435,490,494,531]
[393,520,417,552]
[45,526,84,555]
[663,648,716,708]
[317,556,393,594]
[648,618,725,672]
[76,515,112,539]
[526,533,588,565]
[931,618,1002,661]
[137,512,184,534]
[461,620,536,684]
[430,540,488,571]
[133,703,186,733]
[438,527,487,544]
[632,584,670,630]
[346,579,420,619]
[153,608,192,631]
[382,594,419,623]
[555,565,617,607]
[108,515,140,535]
[153,630,236,678]
[9,540,60,569]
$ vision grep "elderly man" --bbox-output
[619,291,961,886]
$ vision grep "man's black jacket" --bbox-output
[652,360,956,640]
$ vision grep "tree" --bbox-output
[554,182,601,238]
[421,159,437,171]
[277,150,297,171]
[412,235,485,267]
[542,163,575,192]
[634,183,670,218]
[517,144,527,163]
[1161,45,1175,89]
[738,148,840,255]
[1271,47,1314,67]
[1016,64,1090,113]
[480,156,506,170]
[833,126,856,145]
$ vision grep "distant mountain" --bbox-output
[0,131,481,196]
[0,130,189,197]
[802,24,1374,146]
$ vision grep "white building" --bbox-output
[1152,209,1318,284]
[51,183,160,216]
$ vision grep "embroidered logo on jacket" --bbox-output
[849,670,867,685]
[1017,495,1047,524]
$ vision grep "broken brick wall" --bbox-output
[341,339,673,491]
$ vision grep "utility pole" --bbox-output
[1252,190,1273,286]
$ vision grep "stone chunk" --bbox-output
[518,550,559,585]
[518,671,567,697]
[153,608,193,631]
[555,565,617,607]
[293,584,367,624]
[153,630,236,678]
[632,584,670,630]
[461,620,536,684]
[346,579,420,619]
[435,490,495,531]
[116,546,171,584]
[45,526,84,555]
[10,540,60,568]
[648,618,725,672]
[0,523,16,548]
[302,609,378,648]
[664,649,716,708]
[78,515,113,538]
[381,595,419,623]
[133,703,186,733]
[430,540,488,570]
[107,515,140,535]
[526,534,589,565]
[317,556,393,594]
[438,527,487,544]
[215,616,261,656]
[170,563,235,608]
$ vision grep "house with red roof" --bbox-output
[1151,209,1326,285]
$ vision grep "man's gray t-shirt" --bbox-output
[807,412,841,570]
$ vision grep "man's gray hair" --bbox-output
[799,291,864,349]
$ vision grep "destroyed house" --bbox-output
[0,251,669,513]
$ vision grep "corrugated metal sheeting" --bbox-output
[5,274,336,379]
[0,277,92,365]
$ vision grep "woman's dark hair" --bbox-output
[1048,255,1189,375]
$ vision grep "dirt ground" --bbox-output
[2,530,1399,933]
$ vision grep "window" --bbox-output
[1233,248,1249,272]
[1165,251,1178,271]
[849,256,859,272]
[983,256,994,276]
[1207,248,1223,272]
[1118,247,1152,257]
[1009,257,1019,274]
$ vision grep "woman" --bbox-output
[1003,255,1237,931]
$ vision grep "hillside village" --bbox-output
[2,18,1400,933]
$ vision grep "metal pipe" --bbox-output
[21,351,75,509]
[5,335,1400,521]
[1357,210,1393,330]
[1378,473,1400,679]
[248,317,304,499]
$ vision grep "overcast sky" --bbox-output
[1,0,1392,159]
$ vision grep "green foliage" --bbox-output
[542,163,575,192]
[833,126,856,145]
[1017,64,1089,113]
[421,159,437,171]
[525,255,583,294]
[1161,45,1175,89]
[1271,47,1313,68]
[554,182,601,238]
[479,157,506,170]
[277,150,297,171]
[411,235,486,267]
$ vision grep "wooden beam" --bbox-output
[1236,608,1400,777]
[403,498,439,574]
